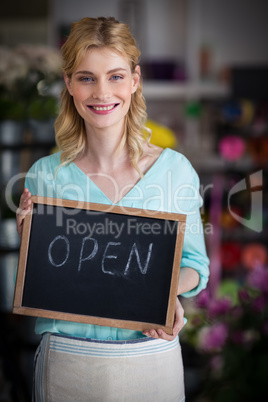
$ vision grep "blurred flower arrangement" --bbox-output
[181,265,268,401]
[0,45,62,121]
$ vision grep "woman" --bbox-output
[17,17,209,402]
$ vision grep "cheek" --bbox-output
[72,86,88,102]
[71,87,89,116]
[119,84,133,103]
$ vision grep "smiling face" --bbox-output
[64,47,140,133]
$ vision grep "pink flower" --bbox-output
[208,298,232,318]
[196,289,210,309]
[248,266,268,294]
[231,305,243,319]
[219,135,245,161]
[199,323,228,352]
[238,289,251,303]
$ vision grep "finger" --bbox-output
[16,189,32,238]
[173,311,184,335]
[173,299,184,335]
[17,189,32,214]
[156,329,176,341]
[143,329,176,342]
[16,208,30,236]
[16,206,31,223]
[143,329,160,339]
[19,188,31,205]
[142,299,185,342]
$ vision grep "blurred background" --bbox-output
[0,0,267,401]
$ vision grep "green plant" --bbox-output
[28,96,58,120]
[0,98,27,120]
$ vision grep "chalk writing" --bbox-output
[48,235,70,267]
[124,243,153,275]
[47,236,154,276]
[102,242,121,275]
[78,237,98,272]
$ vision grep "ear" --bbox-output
[131,65,141,94]
[64,72,73,96]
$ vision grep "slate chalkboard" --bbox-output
[13,196,186,334]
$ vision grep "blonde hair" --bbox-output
[55,17,149,175]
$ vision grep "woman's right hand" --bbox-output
[16,188,32,238]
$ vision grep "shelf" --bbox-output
[183,152,262,173]
[143,80,230,100]
[0,142,56,150]
[221,228,268,242]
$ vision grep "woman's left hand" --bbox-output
[142,297,184,341]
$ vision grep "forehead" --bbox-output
[74,47,131,72]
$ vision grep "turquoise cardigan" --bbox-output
[25,148,209,340]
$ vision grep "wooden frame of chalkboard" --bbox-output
[13,196,186,335]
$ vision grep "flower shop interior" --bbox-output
[0,0,268,401]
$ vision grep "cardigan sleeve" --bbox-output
[24,152,60,197]
[24,155,53,196]
[178,164,210,298]
[24,163,38,195]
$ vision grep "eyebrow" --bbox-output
[74,67,128,76]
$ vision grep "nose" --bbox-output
[92,80,111,101]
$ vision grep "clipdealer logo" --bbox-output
[228,170,263,233]
[4,170,264,235]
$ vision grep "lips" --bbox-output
[87,103,119,114]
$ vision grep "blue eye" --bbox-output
[79,77,93,82]
[111,75,123,81]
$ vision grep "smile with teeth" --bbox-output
[90,104,118,111]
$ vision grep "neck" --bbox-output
[83,123,129,171]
